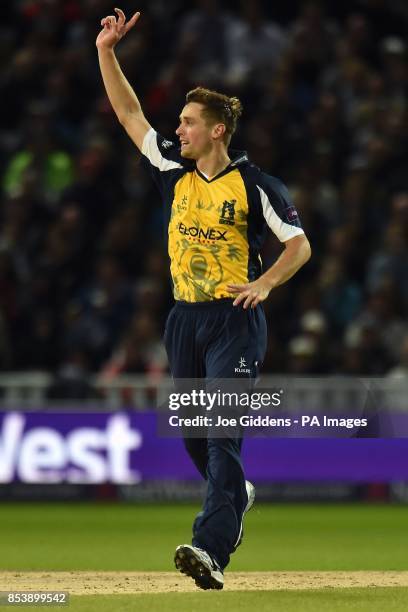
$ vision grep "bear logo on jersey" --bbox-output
[219,199,236,226]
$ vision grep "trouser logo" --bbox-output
[235,357,251,374]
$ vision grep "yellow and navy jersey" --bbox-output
[142,128,304,302]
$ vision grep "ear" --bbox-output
[212,123,226,141]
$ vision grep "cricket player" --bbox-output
[97,8,311,590]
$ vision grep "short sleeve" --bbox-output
[256,174,304,242]
[141,128,185,170]
[141,128,190,197]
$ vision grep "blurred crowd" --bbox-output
[1,0,408,389]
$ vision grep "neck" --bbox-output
[196,148,231,179]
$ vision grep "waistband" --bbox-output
[174,298,235,310]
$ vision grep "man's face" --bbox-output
[175,102,216,159]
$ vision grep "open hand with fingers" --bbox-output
[96,8,140,49]
[227,277,274,309]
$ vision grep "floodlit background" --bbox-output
[0,0,408,501]
[1,0,408,379]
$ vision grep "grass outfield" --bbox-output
[1,503,408,610]
[6,590,408,612]
[0,502,407,571]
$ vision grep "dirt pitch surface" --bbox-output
[2,572,408,594]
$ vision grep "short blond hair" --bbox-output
[186,86,243,144]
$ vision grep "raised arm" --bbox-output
[96,8,151,150]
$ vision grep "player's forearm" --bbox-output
[97,47,143,124]
[261,236,311,289]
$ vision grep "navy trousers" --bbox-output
[164,298,267,570]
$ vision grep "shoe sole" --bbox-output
[174,545,223,590]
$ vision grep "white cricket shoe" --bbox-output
[245,480,256,514]
[174,544,224,590]
[235,480,256,548]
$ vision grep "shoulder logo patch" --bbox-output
[286,206,298,222]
